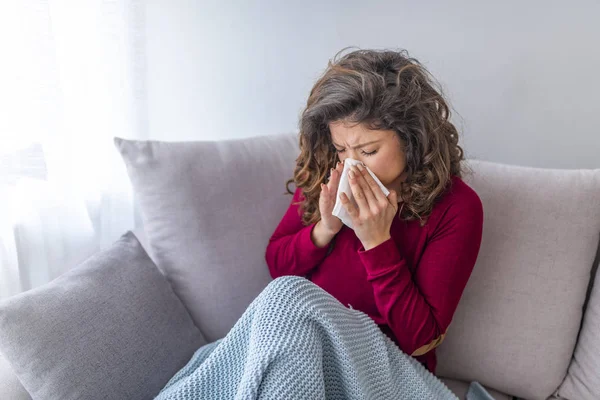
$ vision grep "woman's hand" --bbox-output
[340,164,399,250]
[318,160,345,236]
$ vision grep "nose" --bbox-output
[338,150,361,162]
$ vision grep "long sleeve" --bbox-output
[266,188,331,278]
[358,192,484,357]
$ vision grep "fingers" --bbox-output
[327,160,344,196]
[321,161,344,218]
[356,164,387,204]
[323,160,344,206]
[349,165,377,212]
[348,168,370,213]
[320,183,329,202]
[340,192,358,219]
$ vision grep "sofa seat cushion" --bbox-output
[440,378,512,400]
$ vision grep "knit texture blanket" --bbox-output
[155,276,481,400]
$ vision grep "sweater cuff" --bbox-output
[358,238,404,278]
[298,223,332,261]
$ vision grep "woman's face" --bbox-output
[329,120,407,195]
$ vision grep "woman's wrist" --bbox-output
[361,235,392,251]
[311,221,337,248]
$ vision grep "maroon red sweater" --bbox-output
[265,176,483,373]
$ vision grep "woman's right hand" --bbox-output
[318,160,344,235]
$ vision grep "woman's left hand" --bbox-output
[340,164,399,251]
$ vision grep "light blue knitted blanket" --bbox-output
[155,276,488,400]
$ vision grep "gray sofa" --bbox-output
[1,133,599,399]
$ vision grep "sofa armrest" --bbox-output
[0,352,31,400]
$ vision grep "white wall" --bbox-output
[145,0,600,169]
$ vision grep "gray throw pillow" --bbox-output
[0,231,206,400]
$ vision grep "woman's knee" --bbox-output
[258,276,316,309]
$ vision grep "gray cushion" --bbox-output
[439,378,511,400]
[558,245,600,400]
[436,161,600,400]
[0,231,206,400]
[115,134,298,341]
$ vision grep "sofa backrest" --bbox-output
[558,242,600,400]
[436,161,600,400]
[116,134,299,341]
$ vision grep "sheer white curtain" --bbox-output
[0,1,147,299]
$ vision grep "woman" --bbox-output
[156,49,484,399]
[266,48,483,374]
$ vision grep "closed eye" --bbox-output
[335,148,377,157]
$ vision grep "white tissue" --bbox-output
[331,158,390,230]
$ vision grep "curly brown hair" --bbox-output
[286,48,464,226]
